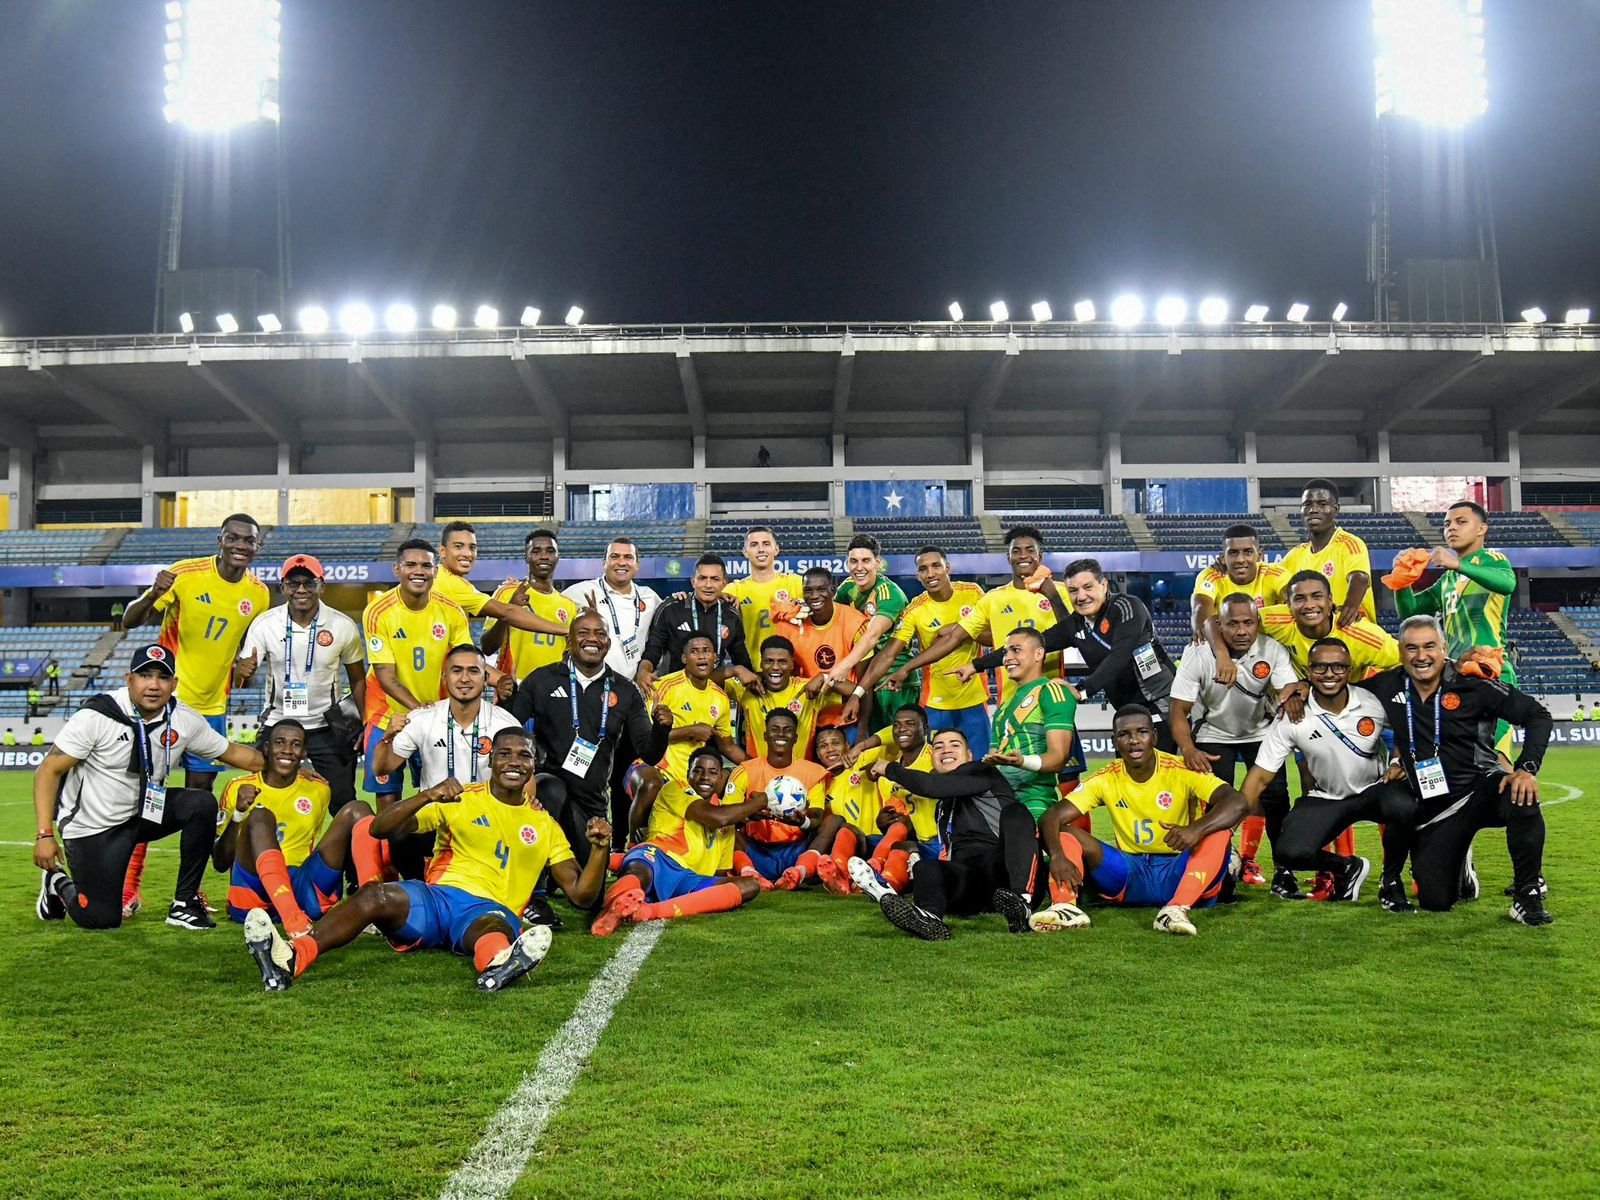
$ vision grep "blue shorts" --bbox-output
[743,839,807,880]
[364,723,421,796]
[227,853,343,924]
[387,882,520,953]
[1087,840,1223,909]
[928,704,991,758]
[183,714,229,773]
[621,844,721,902]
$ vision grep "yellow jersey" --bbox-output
[862,734,938,842]
[646,778,731,876]
[726,756,828,846]
[150,556,270,716]
[431,567,492,618]
[823,762,880,833]
[1192,561,1289,611]
[725,675,821,759]
[896,583,989,710]
[361,587,472,729]
[650,671,733,782]
[726,573,805,661]
[485,583,575,679]
[1280,529,1375,621]
[957,582,1061,702]
[217,773,331,867]
[1070,754,1226,855]
[1258,606,1399,680]
[416,783,573,913]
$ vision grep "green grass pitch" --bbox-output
[3,753,1598,1200]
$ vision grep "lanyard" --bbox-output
[137,708,173,785]
[282,612,319,687]
[1316,711,1376,760]
[446,703,482,784]
[570,665,611,742]
[1403,683,1442,759]
[599,584,640,639]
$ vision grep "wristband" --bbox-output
[852,685,866,699]
[36,830,55,841]
[231,806,251,824]
[1021,754,1044,773]
[800,815,812,831]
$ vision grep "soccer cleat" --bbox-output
[738,867,775,893]
[1331,856,1372,904]
[243,908,294,991]
[878,893,951,941]
[775,866,806,892]
[1153,904,1197,936]
[165,897,216,931]
[196,887,217,914]
[477,926,555,992]
[816,856,853,896]
[991,888,1033,934]
[521,895,565,929]
[1503,875,1548,898]
[1379,876,1415,914]
[1508,885,1553,927]
[847,856,892,902]
[1270,868,1306,900]
[1459,850,1479,902]
[1027,901,1091,932]
[36,870,65,921]
[1239,857,1267,887]
[1306,872,1336,902]
[590,886,646,937]
[121,890,142,920]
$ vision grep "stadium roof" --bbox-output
[1,321,1597,454]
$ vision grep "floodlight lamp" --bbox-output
[1519,307,1546,324]
[1564,308,1591,324]
[521,306,541,327]
[1371,0,1488,126]
[215,312,239,333]
[1154,296,1187,325]
[1073,299,1096,322]
[1331,302,1350,322]
[565,306,585,327]
[432,305,458,330]
[1197,297,1228,324]
[1286,302,1310,323]
[384,304,417,333]
[166,1,184,19]
[473,305,500,329]
[947,302,964,322]
[257,313,281,333]
[1110,294,1144,327]
[163,0,283,129]
[178,312,195,334]
[337,303,375,336]
[1244,304,1270,322]
[1030,301,1052,322]
[297,305,329,334]
[989,301,1009,322]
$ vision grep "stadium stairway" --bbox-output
[1551,611,1599,664]
[832,517,854,554]
[379,523,414,559]
[682,519,707,557]
[1264,511,1297,549]
[978,514,1003,552]
[1540,511,1588,547]
[1125,513,1158,551]
[1403,512,1436,544]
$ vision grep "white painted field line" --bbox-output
[440,920,666,1200]
[1541,784,1584,807]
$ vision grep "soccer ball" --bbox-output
[766,775,807,819]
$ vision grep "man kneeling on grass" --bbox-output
[593,744,768,936]
[244,728,610,993]
[1032,704,1249,937]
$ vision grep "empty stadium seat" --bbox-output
[0,529,109,565]
[705,519,832,554]
[998,512,1138,553]
[1144,514,1283,551]
[851,517,986,554]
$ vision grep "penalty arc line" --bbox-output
[439,919,666,1200]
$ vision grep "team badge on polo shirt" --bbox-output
[1357,717,1376,736]
[1442,692,1461,710]
[1099,618,1111,634]
[1252,661,1271,680]
[317,630,335,647]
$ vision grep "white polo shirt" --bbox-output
[54,689,230,837]
[561,576,661,678]
[1171,635,1299,744]
[1256,690,1390,800]
[237,601,365,731]
[388,696,521,789]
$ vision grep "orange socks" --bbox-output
[794,850,820,881]
[292,935,319,978]
[122,842,148,902]
[608,852,625,873]
[732,850,760,877]
[350,816,388,886]
[1333,828,1356,857]
[1049,833,1084,904]
[473,931,512,971]
[869,822,911,870]
[1171,830,1231,908]
[603,875,645,906]
[1240,815,1265,859]
[829,827,858,870]
[254,848,311,936]
[639,881,746,920]
[881,849,911,893]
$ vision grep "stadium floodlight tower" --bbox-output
[154,0,289,332]
[1368,0,1502,324]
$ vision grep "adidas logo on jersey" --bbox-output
[1309,728,1323,740]
[196,591,212,604]
[473,814,491,828]
[394,629,407,640]
[551,686,568,699]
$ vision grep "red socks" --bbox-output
[639,881,746,920]
[829,827,858,870]
[1171,830,1231,908]
[869,821,911,870]
[254,848,311,937]
[1240,815,1265,859]
[292,935,319,978]
[1049,833,1084,905]
[473,931,512,971]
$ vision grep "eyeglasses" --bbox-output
[283,578,319,591]
[1306,662,1350,675]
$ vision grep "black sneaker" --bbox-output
[36,870,65,921]
[878,894,951,941]
[1459,851,1479,902]
[1331,856,1372,903]
[1504,875,1548,897]
[1508,885,1554,927]
[243,909,294,991]
[521,895,564,929]
[1379,876,1415,914]
[991,888,1032,934]
[1270,868,1306,900]
[165,897,217,931]
[477,926,554,991]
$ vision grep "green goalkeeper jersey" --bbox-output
[1395,547,1516,685]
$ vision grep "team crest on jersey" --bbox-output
[1016,693,1038,713]
[475,735,493,755]
[294,796,313,815]
[786,699,803,714]
[816,646,838,670]
[848,772,862,787]
[1099,618,1111,634]
[1357,717,1376,736]
[1251,661,1272,680]
[316,629,335,647]
[1441,692,1461,711]
[1322,562,1335,576]
[557,607,571,622]
[368,636,383,653]
[710,704,721,719]
[865,601,877,616]
[161,728,181,747]
[959,605,974,618]
[1038,597,1051,612]
[431,623,447,641]
[518,824,539,846]
[1156,790,1174,810]
[774,589,791,602]
[236,599,253,617]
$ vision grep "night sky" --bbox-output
[3,0,1598,336]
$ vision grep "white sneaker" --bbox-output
[243,907,295,991]
[477,925,554,992]
[1153,904,1197,936]
[1027,901,1091,932]
[847,856,892,901]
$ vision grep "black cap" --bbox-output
[129,643,176,677]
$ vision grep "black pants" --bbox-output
[536,772,610,871]
[1413,775,1545,912]
[607,727,637,852]
[912,806,1041,918]
[303,724,359,814]
[1275,783,1417,875]
[1198,739,1290,849]
[59,788,217,929]
[1153,719,1178,754]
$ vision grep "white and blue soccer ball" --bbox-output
[766,775,807,819]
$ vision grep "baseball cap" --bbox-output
[129,643,176,677]
[280,553,325,580]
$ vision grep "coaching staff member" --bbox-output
[33,644,264,931]
[509,610,672,864]
[637,553,756,689]
[1357,614,1553,925]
